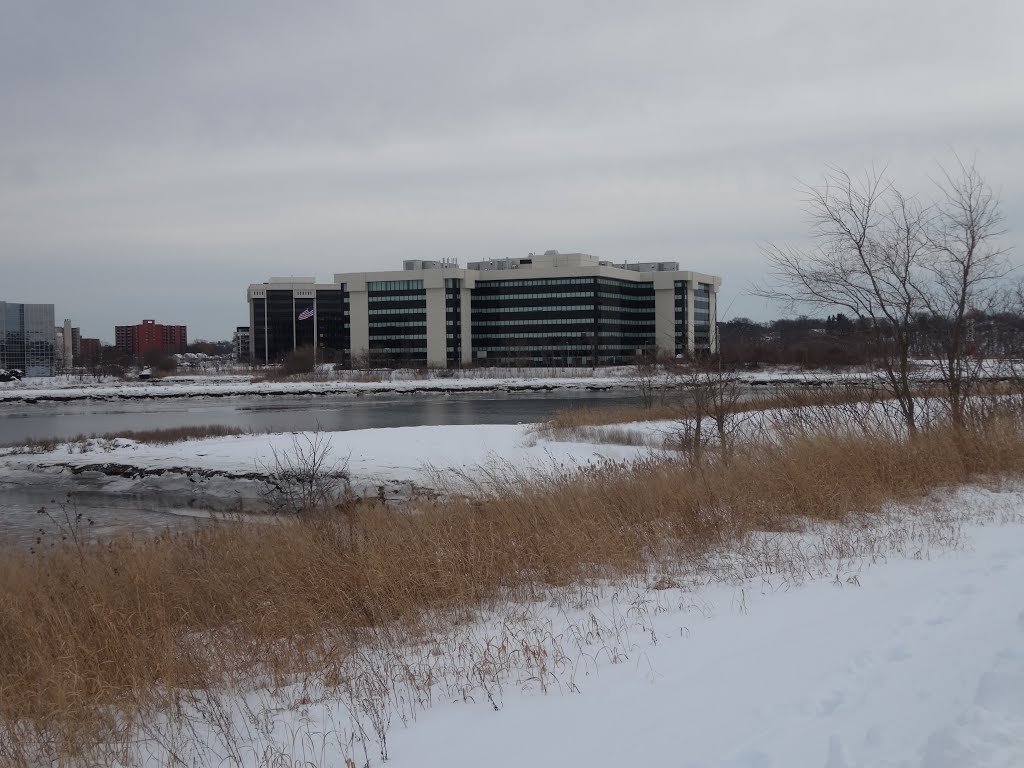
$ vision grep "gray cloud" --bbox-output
[2,0,1022,340]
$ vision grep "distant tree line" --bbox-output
[718,310,1024,369]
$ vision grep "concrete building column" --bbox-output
[348,288,370,363]
[425,286,447,368]
[654,287,675,359]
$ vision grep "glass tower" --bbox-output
[0,301,57,376]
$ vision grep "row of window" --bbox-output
[367,280,424,291]
[368,321,428,329]
[472,331,655,340]
[368,295,426,303]
[472,343,651,352]
[597,292,654,303]
[368,307,427,316]
[596,277,654,289]
[473,344,597,352]
[471,305,656,315]
[473,291,596,301]
[472,277,658,292]
[471,291,655,304]
[368,333,428,341]
[469,316,654,328]
[473,331,594,340]
[471,304,592,314]
[470,317,593,327]
[475,278,596,288]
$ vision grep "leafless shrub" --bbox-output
[259,430,352,514]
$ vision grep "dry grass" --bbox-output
[250,371,329,383]
[540,386,892,432]
[2,407,1024,763]
[9,425,250,453]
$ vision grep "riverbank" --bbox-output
[0,388,1015,544]
[0,423,653,545]
[0,423,647,495]
[1,362,997,403]
[0,375,624,403]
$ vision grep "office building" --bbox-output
[115,319,188,358]
[247,278,349,365]
[247,251,720,368]
[233,326,251,361]
[1,301,57,376]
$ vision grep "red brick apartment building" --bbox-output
[78,337,101,365]
[114,319,188,358]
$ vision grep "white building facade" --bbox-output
[247,251,720,368]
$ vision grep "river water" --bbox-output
[0,390,654,548]
[0,390,651,447]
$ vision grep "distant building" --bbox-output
[114,319,188,358]
[54,319,82,370]
[79,337,101,366]
[233,326,251,361]
[1,301,57,376]
[246,251,720,368]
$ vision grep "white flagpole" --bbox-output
[313,292,318,373]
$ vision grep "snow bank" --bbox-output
[0,424,652,501]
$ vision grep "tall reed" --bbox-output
[2,410,1023,763]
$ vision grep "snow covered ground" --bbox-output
[121,485,1024,768]
[387,514,1024,768]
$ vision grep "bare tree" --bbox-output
[670,355,758,464]
[756,165,928,435]
[757,158,1012,435]
[631,352,660,409]
[916,157,1012,426]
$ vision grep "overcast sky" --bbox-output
[2,1,1022,342]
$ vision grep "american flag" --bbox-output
[297,306,314,321]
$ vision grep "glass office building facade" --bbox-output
[248,279,351,366]
[469,276,657,366]
[366,279,427,366]
[0,302,57,376]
